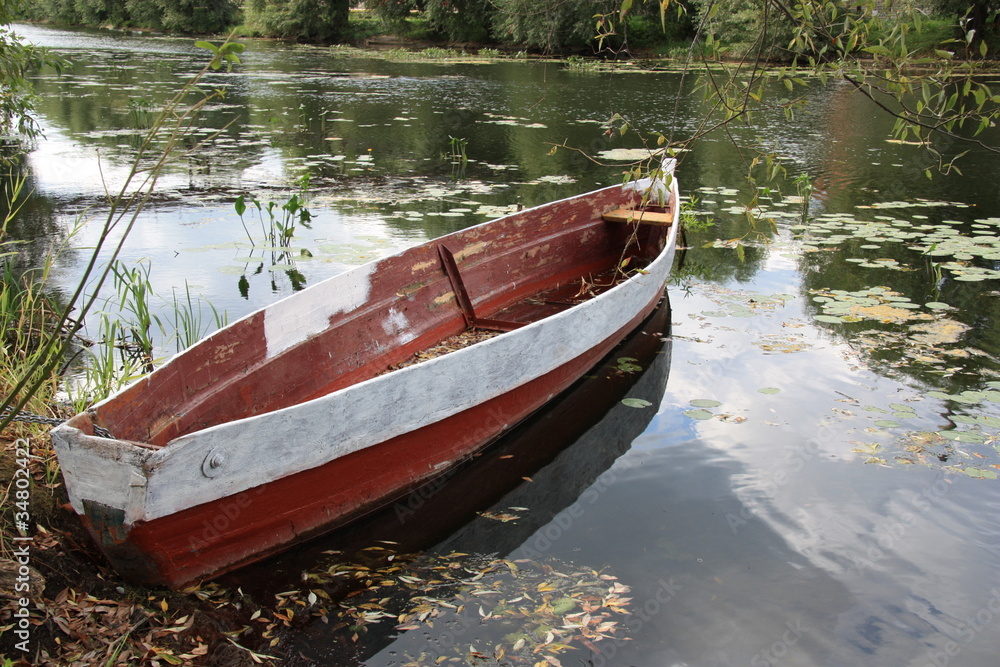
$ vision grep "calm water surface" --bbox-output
[15,23,1000,666]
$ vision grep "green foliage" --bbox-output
[565,54,602,70]
[679,197,714,232]
[233,175,313,295]
[342,7,398,40]
[611,0,1000,192]
[492,0,615,52]
[364,0,419,26]
[126,97,156,129]
[691,0,795,60]
[448,135,468,163]
[22,0,79,23]
[866,15,957,55]
[68,262,227,409]
[19,0,239,34]
[615,356,642,373]
[126,0,240,34]
[108,260,158,371]
[234,176,313,249]
[930,0,1000,53]
[242,0,350,42]
[1,174,59,406]
[73,0,129,25]
[622,11,693,49]
[195,38,246,70]
[167,281,227,353]
[424,0,494,43]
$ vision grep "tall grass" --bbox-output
[54,259,229,414]
[0,173,63,421]
[167,281,227,354]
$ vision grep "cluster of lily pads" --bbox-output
[697,290,795,319]
[482,111,548,129]
[684,398,749,423]
[845,382,1000,479]
[810,286,954,324]
[793,209,1000,281]
[808,286,977,372]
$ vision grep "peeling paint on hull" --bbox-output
[51,177,680,588]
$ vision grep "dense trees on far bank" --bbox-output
[19,0,240,35]
[11,0,1000,57]
[14,0,693,52]
[242,0,350,42]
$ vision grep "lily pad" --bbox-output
[622,398,652,409]
[690,399,722,408]
[684,409,714,420]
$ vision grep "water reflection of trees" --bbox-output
[1,158,70,269]
[30,52,262,184]
[798,227,1000,392]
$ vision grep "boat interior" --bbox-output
[76,192,674,447]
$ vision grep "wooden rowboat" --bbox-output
[51,169,679,588]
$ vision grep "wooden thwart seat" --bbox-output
[603,207,674,226]
[437,244,527,332]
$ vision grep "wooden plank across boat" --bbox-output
[51,172,680,588]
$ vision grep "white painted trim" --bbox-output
[265,262,376,358]
[50,430,151,521]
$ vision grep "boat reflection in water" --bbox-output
[230,296,673,664]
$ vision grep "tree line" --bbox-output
[13,0,994,56]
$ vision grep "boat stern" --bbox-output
[50,414,151,548]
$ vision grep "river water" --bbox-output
[14,23,1000,667]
